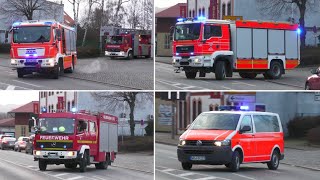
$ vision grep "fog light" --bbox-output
[35,151,41,155]
[214,141,222,146]
[67,151,74,156]
[194,58,201,63]
[11,59,16,64]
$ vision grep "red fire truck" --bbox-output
[10,20,77,79]
[105,29,151,59]
[172,17,300,80]
[31,110,118,172]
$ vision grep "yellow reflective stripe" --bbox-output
[42,148,66,150]
[77,140,97,144]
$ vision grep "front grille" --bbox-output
[24,62,38,66]
[184,150,214,154]
[176,46,194,53]
[107,48,121,52]
[180,62,189,66]
[36,142,73,149]
[186,140,214,146]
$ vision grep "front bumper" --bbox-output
[105,51,127,57]
[11,58,57,68]
[177,145,233,165]
[2,143,15,149]
[34,150,77,160]
[172,56,212,68]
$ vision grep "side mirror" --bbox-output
[239,125,251,133]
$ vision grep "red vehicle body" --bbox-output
[10,20,77,79]
[305,67,320,90]
[105,33,151,59]
[177,110,284,172]
[33,110,118,172]
[172,18,300,80]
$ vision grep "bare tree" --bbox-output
[114,0,130,26]
[127,0,140,29]
[0,0,51,20]
[92,92,153,136]
[257,0,320,47]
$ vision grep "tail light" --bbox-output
[3,141,7,144]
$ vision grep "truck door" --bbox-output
[202,24,230,55]
[238,115,255,162]
[76,119,89,149]
[89,121,98,155]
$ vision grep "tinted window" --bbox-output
[190,113,240,130]
[204,25,222,39]
[174,23,201,40]
[22,138,29,141]
[240,115,253,133]
[253,115,280,132]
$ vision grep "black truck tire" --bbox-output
[215,61,226,80]
[39,159,47,171]
[181,162,192,170]
[267,151,280,170]
[266,61,283,79]
[185,71,197,79]
[229,151,240,172]
[79,151,88,172]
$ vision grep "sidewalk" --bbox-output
[113,152,154,173]
[155,56,172,65]
[155,132,320,171]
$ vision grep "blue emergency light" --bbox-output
[197,16,206,21]
[12,22,21,27]
[71,107,77,113]
[177,18,185,22]
[218,105,250,111]
[41,107,47,113]
[297,28,302,34]
[44,21,53,26]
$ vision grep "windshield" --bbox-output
[190,113,240,130]
[174,23,201,41]
[22,138,29,141]
[107,36,123,45]
[39,118,75,134]
[13,26,51,43]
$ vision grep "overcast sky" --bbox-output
[0,91,39,105]
[155,0,186,8]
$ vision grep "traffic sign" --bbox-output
[228,95,255,103]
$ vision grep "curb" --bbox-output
[156,140,177,146]
[112,164,154,174]
[155,60,171,65]
[282,162,320,171]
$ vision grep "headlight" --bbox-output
[179,140,186,146]
[46,58,55,63]
[11,59,16,64]
[67,151,75,156]
[214,140,231,147]
[35,151,41,155]
[172,59,176,63]
[119,52,124,55]
[194,58,201,63]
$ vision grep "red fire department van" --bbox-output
[177,107,284,172]
[172,17,300,80]
[10,20,77,79]
[105,29,151,59]
[31,110,118,172]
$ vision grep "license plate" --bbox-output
[48,153,58,158]
[26,59,37,62]
[190,156,206,161]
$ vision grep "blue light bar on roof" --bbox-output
[240,106,249,110]
[218,105,249,111]
[197,16,206,21]
[44,22,53,26]
[12,22,21,27]
[177,18,185,22]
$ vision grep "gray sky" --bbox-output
[155,0,186,8]
[0,91,39,105]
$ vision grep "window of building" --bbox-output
[67,102,71,112]
[164,34,170,49]
[192,10,195,17]
[192,100,197,121]
[204,25,222,39]
[198,100,202,115]
[199,9,201,16]
[202,7,205,17]
[189,10,192,17]
[209,105,214,111]
[21,126,26,136]
[222,3,226,16]
[72,100,75,109]
[227,2,231,16]
[240,115,253,133]
[48,105,51,112]
[89,121,96,133]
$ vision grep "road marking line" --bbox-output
[268,170,281,174]
[233,81,256,87]
[194,177,217,180]
[179,172,195,177]
[232,173,256,180]
[12,80,42,88]
[168,156,177,160]
[6,85,15,90]
[155,169,190,180]
[66,176,83,180]
[162,168,176,172]
[0,82,31,90]
[221,86,233,90]
[92,175,108,180]
[53,173,70,177]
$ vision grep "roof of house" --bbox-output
[64,11,75,26]
[0,118,15,127]
[9,101,38,113]
[156,3,187,18]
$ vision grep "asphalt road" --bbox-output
[155,62,315,90]
[0,149,153,180]
[155,143,320,180]
[0,55,154,90]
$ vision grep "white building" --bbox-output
[39,91,154,136]
[187,0,320,46]
[0,0,64,44]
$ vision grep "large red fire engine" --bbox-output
[172,17,300,80]
[31,110,118,172]
[105,29,151,59]
[10,20,77,79]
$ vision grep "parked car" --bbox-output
[305,67,320,90]
[0,134,13,148]
[0,137,16,150]
[14,136,30,152]
[25,135,35,155]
